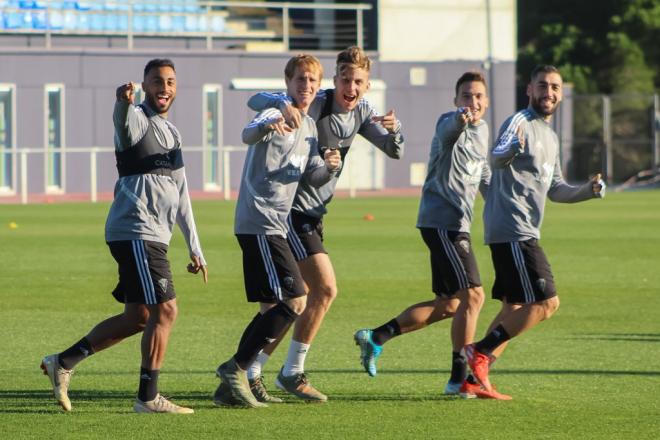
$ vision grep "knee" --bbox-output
[435,297,458,316]
[543,296,560,319]
[284,295,307,316]
[155,300,178,325]
[312,282,338,306]
[466,286,485,309]
[135,307,149,331]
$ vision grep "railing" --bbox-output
[2,144,365,204]
[5,145,249,203]
[0,1,373,50]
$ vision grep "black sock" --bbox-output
[138,368,160,402]
[449,351,467,384]
[475,325,511,356]
[371,319,401,346]
[234,303,297,369]
[237,312,263,349]
[58,337,93,370]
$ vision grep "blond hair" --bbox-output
[335,46,371,76]
[284,54,324,81]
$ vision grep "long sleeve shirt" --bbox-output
[484,107,597,244]
[105,100,206,264]
[234,108,336,236]
[248,89,404,218]
[417,111,490,232]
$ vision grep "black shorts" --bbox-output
[236,234,307,303]
[107,240,176,305]
[489,239,557,304]
[419,228,482,298]
[286,211,327,262]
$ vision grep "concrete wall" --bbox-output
[0,47,515,196]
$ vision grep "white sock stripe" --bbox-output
[511,242,534,303]
[438,230,469,290]
[257,235,283,300]
[286,216,307,260]
[132,240,155,305]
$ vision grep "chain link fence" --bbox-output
[561,93,659,185]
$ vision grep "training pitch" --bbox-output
[1,191,659,439]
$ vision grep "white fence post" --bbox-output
[90,148,97,203]
[223,148,231,200]
[20,151,27,204]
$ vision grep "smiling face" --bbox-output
[454,80,489,123]
[333,66,370,112]
[527,71,563,119]
[285,65,321,113]
[142,66,176,117]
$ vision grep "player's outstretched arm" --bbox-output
[360,105,404,159]
[242,109,291,144]
[247,92,303,129]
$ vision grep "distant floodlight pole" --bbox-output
[485,0,495,145]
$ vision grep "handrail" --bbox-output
[0,1,373,50]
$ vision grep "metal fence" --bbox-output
[563,93,659,184]
[0,0,373,51]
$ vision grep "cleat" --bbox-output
[213,382,246,408]
[134,394,194,413]
[443,380,462,395]
[40,354,73,412]
[216,358,267,408]
[250,376,283,403]
[462,344,492,391]
[459,380,512,400]
[353,329,382,377]
[275,368,327,402]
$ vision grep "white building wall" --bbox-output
[378,0,516,62]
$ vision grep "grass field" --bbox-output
[1,191,659,439]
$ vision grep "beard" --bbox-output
[531,96,559,117]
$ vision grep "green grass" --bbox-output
[1,191,659,439]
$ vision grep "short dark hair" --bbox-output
[144,58,175,79]
[455,71,487,97]
[530,64,561,82]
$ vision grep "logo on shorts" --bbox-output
[302,223,313,234]
[157,278,169,292]
[283,276,295,291]
[536,278,546,293]
[457,240,470,254]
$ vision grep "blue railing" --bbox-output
[0,1,372,50]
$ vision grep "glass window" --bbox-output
[45,84,65,192]
[0,85,16,193]
[203,85,222,190]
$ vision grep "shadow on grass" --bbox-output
[568,333,660,343]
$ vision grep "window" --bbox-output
[0,84,16,194]
[45,84,65,193]
[203,85,223,190]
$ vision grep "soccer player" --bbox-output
[214,54,342,408]
[354,71,491,396]
[40,58,208,413]
[462,65,605,398]
[242,46,404,402]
